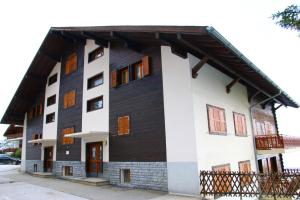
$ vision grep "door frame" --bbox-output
[86,142,103,177]
[43,146,53,173]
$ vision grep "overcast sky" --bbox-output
[0,0,299,142]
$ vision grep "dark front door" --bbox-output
[86,142,103,177]
[44,146,53,172]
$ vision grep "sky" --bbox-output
[0,0,299,165]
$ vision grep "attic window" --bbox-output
[88,47,104,63]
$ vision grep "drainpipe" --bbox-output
[249,90,282,173]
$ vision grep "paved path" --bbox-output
[0,165,201,200]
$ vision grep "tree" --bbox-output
[272,5,300,32]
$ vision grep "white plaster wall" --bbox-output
[81,40,110,162]
[161,46,200,195]
[42,62,61,140]
[21,114,27,172]
[82,40,109,133]
[189,54,257,172]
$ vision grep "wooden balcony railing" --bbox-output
[255,134,300,150]
[255,134,284,150]
[200,170,300,199]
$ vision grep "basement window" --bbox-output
[48,73,57,86]
[87,73,103,89]
[87,96,103,112]
[88,47,104,63]
[63,166,73,176]
[46,113,55,123]
[47,95,56,107]
[121,169,131,183]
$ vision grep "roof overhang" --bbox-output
[1,26,298,125]
[28,138,56,144]
[7,137,23,142]
[64,131,109,138]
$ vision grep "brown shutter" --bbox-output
[39,103,43,115]
[111,70,117,88]
[64,93,68,108]
[69,90,76,107]
[65,53,77,75]
[219,109,226,133]
[142,56,150,77]
[208,106,215,132]
[118,116,130,135]
[262,159,269,173]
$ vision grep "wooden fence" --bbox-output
[200,170,300,199]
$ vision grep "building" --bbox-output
[0,26,299,196]
[1,125,23,154]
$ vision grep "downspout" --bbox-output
[249,90,282,173]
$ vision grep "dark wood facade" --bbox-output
[109,43,167,162]
[56,45,84,161]
[26,92,44,160]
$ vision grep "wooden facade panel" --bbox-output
[56,45,84,161]
[109,43,166,162]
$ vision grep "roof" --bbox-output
[3,125,23,137]
[1,26,298,125]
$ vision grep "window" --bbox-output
[233,112,247,136]
[121,169,131,183]
[47,95,56,106]
[239,160,251,185]
[46,113,55,123]
[87,73,103,89]
[64,90,76,109]
[32,133,42,146]
[132,61,142,80]
[88,47,104,63]
[48,74,57,86]
[63,166,73,176]
[255,121,266,135]
[65,53,77,75]
[212,164,231,193]
[118,116,130,136]
[120,67,129,85]
[264,121,274,135]
[111,56,150,88]
[87,96,103,112]
[62,127,74,145]
[207,105,227,134]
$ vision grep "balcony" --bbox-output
[255,134,300,155]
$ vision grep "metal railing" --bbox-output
[200,170,300,199]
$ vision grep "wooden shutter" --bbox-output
[262,159,269,173]
[62,127,74,145]
[213,164,231,193]
[39,103,43,115]
[68,90,76,107]
[111,70,117,88]
[208,106,215,132]
[239,161,251,185]
[65,53,77,75]
[118,116,130,135]
[219,109,226,133]
[142,56,150,77]
[234,113,247,136]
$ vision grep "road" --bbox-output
[0,165,200,200]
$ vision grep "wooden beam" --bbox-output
[25,73,46,82]
[226,77,241,93]
[50,31,76,44]
[80,32,108,48]
[155,33,187,59]
[110,31,142,52]
[192,56,208,78]
[176,33,282,105]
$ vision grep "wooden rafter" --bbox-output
[155,32,187,58]
[192,56,208,78]
[80,32,108,48]
[110,31,142,52]
[226,77,241,93]
[39,50,61,62]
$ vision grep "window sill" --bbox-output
[87,107,103,113]
[209,132,227,136]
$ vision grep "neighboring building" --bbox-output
[0,26,299,195]
[2,125,23,154]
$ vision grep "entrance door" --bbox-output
[86,142,103,177]
[44,146,53,172]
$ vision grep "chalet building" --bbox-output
[2,125,23,153]
[1,26,299,195]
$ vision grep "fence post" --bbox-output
[272,173,277,200]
